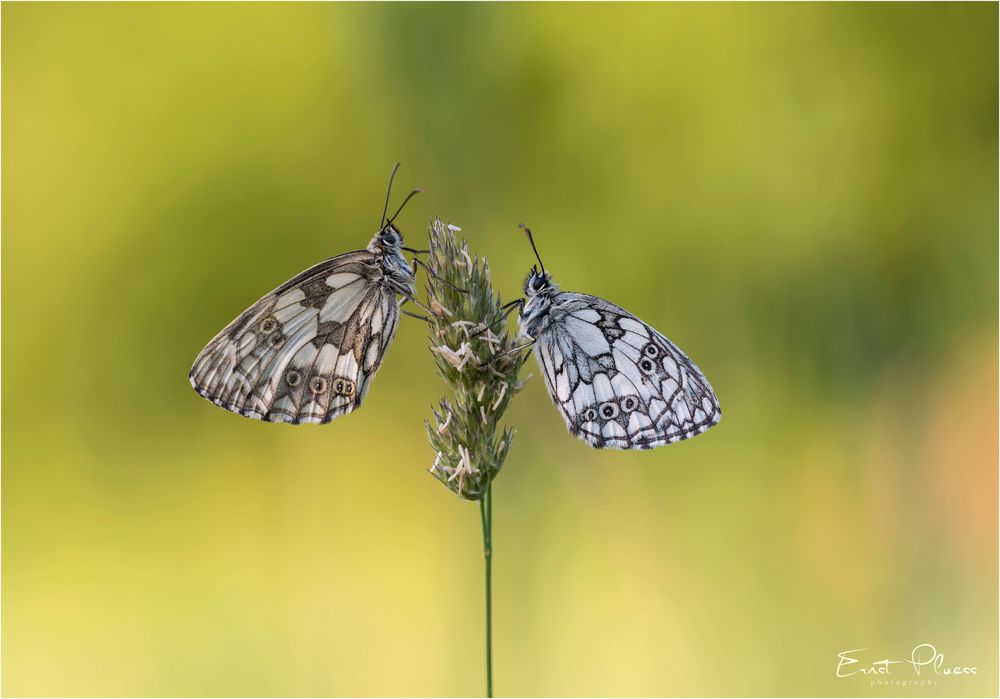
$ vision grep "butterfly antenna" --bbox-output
[387,187,423,225]
[519,223,546,274]
[380,161,402,228]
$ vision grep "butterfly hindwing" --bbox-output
[190,250,400,424]
[533,292,721,449]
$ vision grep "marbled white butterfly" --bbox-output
[513,225,721,449]
[189,164,435,424]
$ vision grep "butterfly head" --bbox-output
[370,223,404,253]
[523,266,557,297]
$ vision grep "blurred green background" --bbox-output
[3,3,997,697]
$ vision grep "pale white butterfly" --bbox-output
[512,225,721,449]
[189,163,439,424]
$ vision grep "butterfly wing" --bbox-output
[190,250,401,424]
[532,292,721,449]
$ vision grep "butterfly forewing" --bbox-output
[190,250,401,424]
[534,292,720,449]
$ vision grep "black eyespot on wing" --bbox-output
[259,317,279,334]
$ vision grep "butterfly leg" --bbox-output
[469,299,524,339]
[400,295,436,321]
[402,309,431,323]
[484,339,535,367]
[411,258,469,294]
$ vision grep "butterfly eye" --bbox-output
[285,370,302,387]
[583,408,598,422]
[639,358,657,375]
[332,378,345,394]
[643,344,659,358]
[260,317,278,334]
[621,396,638,412]
[309,377,328,394]
[342,379,355,395]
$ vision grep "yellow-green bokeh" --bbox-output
[2,3,996,697]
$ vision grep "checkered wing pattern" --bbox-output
[533,293,721,449]
[190,251,400,424]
